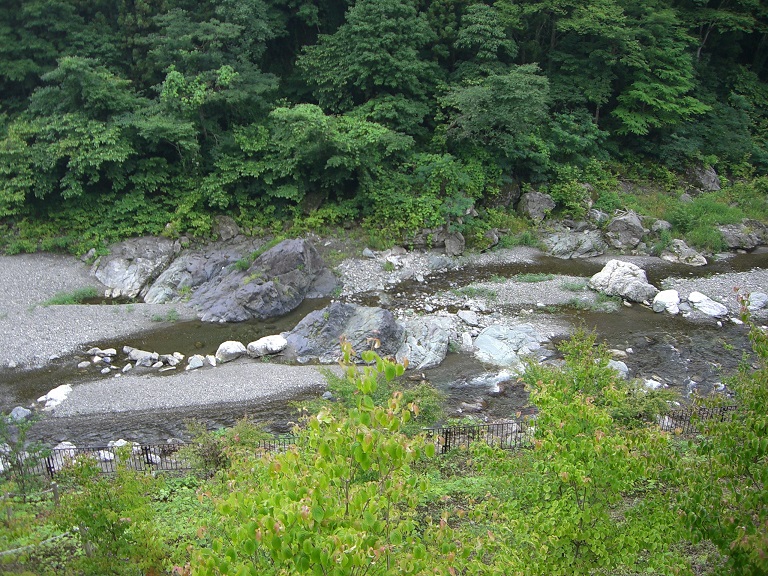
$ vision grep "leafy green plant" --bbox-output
[560,279,588,292]
[382,260,396,272]
[451,286,497,300]
[193,345,447,576]
[675,309,768,575]
[55,451,166,575]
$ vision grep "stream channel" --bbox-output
[6,249,768,446]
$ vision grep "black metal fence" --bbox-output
[4,405,739,478]
[657,405,738,435]
[425,420,533,453]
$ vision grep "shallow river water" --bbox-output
[7,249,768,446]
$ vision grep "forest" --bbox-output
[1,0,768,252]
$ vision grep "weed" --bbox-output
[41,287,99,306]
[452,286,498,300]
[489,274,506,283]
[499,230,539,248]
[382,261,396,272]
[561,280,588,292]
[512,272,555,283]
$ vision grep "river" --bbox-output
[7,249,768,446]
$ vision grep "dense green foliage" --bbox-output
[1,0,768,251]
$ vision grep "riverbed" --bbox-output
[2,247,767,446]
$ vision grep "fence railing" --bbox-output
[425,420,533,453]
[3,405,739,478]
[657,405,738,435]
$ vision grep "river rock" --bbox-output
[543,230,607,259]
[38,384,72,410]
[517,191,555,222]
[687,292,729,317]
[396,316,451,370]
[473,324,547,369]
[186,355,206,370]
[653,290,681,315]
[457,310,481,327]
[605,212,646,250]
[283,302,405,363]
[588,260,658,303]
[747,292,768,312]
[215,341,246,363]
[93,236,179,299]
[9,406,31,422]
[607,360,629,379]
[247,335,288,357]
[660,239,707,266]
[188,238,338,322]
[651,219,672,233]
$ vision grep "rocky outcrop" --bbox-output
[410,227,466,256]
[188,238,338,322]
[283,303,405,363]
[605,212,646,250]
[718,220,768,250]
[660,239,707,267]
[473,324,548,369]
[93,237,179,299]
[544,230,607,259]
[517,192,555,222]
[687,166,721,192]
[396,316,452,370]
[589,260,658,303]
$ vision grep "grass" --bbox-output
[511,272,555,283]
[41,287,99,306]
[561,279,588,292]
[151,308,179,322]
[451,286,498,300]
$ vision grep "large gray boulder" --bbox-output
[660,239,707,267]
[215,341,247,363]
[396,316,452,370]
[605,212,646,250]
[188,239,338,322]
[652,290,681,315]
[544,230,608,259]
[283,303,405,364]
[93,237,179,299]
[687,166,721,192]
[473,324,547,369]
[717,220,768,250]
[517,192,555,222]
[589,260,658,303]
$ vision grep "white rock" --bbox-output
[206,355,217,367]
[77,361,91,369]
[38,384,73,410]
[247,335,288,358]
[215,340,246,363]
[642,379,666,390]
[652,289,680,315]
[588,260,658,303]
[186,355,206,370]
[747,292,768,312]
[122,363,133,373]
[100,367,111,374]
[687,291,729,317]
[607,360,629,379]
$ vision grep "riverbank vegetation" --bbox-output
[1,319,766,575]
[2,1,768,255]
